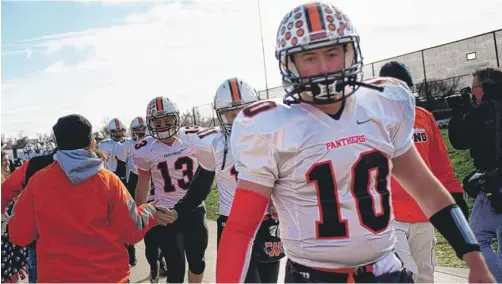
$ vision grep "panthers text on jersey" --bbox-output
[131,126,218,209]
[231,79,415,269]
[98,139,128,172]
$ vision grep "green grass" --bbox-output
[204,129,495,268]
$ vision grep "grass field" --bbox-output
[203,129,493,268]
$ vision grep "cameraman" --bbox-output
[447,67,502,282]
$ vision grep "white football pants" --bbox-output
[393,221,436,283]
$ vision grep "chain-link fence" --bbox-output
[188,29,501,125]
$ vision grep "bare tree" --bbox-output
[417,77,461,109]
[1,134,7,147]
[36,133,45,143]
[179,109,195,127]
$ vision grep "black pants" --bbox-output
[127,172,138,199]
[284,259,414,283]
[145,206,208,283]
[217,215,281,283]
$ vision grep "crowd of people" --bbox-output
[2,1,501,283]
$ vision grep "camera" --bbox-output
[445,86,473,113]
[465,169,502,213]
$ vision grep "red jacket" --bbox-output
[391,107,463,223]
[1,160,29,212]
[8,162,157,283]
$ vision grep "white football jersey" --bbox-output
[192,130,239,216]
[122,138,138,177]
[98,139,128,172]
[231,80,415,269]
[131,126,215,208]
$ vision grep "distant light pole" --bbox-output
[257,0,269,99]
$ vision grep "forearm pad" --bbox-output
[174,166,215,218]
[429,204,480,259]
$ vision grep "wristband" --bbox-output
[429,204,480,259]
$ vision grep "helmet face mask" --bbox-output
[147,114,180,140]
[216,104,252,136]
[108,118,126,142]
[146,97,180,141]
[130,117,147,141]
[276,2,363,105]
[110,129,125,141]
[131,126,147,141]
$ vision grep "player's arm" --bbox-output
[392,147,487,267]
[389,85,485,269]
[7,176,38,247]
[216,121,279,283]
[426,113,469,218]
[135,170,151,205]
[132,148,152,205]
[1,160,29,212]
[107,172,160,244]
[173,166,215,219]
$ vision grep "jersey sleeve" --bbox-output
[231,105,280,188]
[131,138,153,173]
[382,83,415,157]
[191,130,220,172]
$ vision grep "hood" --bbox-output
[53,149,103,185]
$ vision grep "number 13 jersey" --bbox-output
[231,81,415,269]
[131,127,212,209]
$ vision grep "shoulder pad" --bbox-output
[232,98,296,136]
[132,136,155,154]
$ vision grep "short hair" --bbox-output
[472,67,502,85]
[1,150,7,157]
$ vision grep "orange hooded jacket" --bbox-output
[391,107,463,223]
[7,159,157,283]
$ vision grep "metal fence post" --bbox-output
[494,31,500,68]
[420,49,430,107]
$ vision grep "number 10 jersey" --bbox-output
[231,82,415,269]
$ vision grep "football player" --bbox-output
[216,2,495,283]
[118,116,148,267]
[380,61,469,283]
[32,143,43,157]
[173,78,285,283]
[133,97,210,283]
[98,118,128,184]
[93,132,105,144]
[21,145,32,163]
[44,142,56,155]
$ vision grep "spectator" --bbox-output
[380,61,468,283]
[1,150,10,183]
[448,67,502,282]
[7,114,173,283]
[1,150,29,283]
[2,144,59,283]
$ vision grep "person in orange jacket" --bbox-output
[7,114,174,283]
[380,61,469,283]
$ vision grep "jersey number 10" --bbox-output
[307,150,391,239]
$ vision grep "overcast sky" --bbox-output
[2,0,501,137]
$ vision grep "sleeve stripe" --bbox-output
[125,197,155,230]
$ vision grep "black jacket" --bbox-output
[448,99,501,171]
